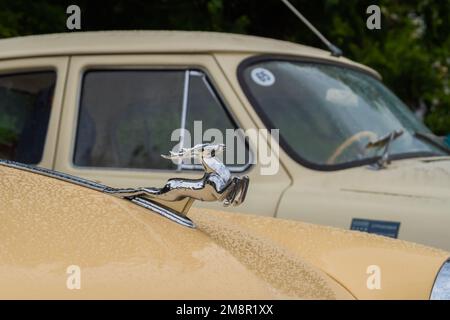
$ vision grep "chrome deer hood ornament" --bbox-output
[0,144,249,228]
[104,144,249,227]
[161,144,249,206]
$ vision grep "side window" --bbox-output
[74,70,183,169]
[74,69,250,171]
[0,71,56,164]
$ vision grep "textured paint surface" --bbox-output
[0,165,351,299]
[1,164,447,299]
[192,211,347,299]
[191,209,449,299]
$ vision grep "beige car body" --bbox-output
[0,31,449,251]
[0,162,448,299]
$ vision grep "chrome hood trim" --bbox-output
[0,159,195,228]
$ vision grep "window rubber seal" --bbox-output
[237,54,439,172]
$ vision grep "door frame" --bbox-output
[55,53,291,216]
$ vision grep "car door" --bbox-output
[0,57,68,169]
[54,54,291,216]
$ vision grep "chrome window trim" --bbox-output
[177,70,191,171]
[179,70,253,172]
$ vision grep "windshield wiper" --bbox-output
[365,129,404,169]
[413,132,450,154]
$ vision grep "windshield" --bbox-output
[240,60,447,169]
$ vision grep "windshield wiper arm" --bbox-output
[365,129,404,169]
[413,132,450,154]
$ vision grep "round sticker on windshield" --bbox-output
[251,68,275,87]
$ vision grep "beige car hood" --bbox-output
[193,209,449,299]
[0,164,351,299]
[0,164,447,299]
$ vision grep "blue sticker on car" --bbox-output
[350,218,400,238]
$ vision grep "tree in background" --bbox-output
[0,0,448,134]
[320,0,450,135]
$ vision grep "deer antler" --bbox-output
[161,144,206,160]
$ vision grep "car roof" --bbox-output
[0,31,379,77]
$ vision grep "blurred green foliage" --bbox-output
[0,0,448,134]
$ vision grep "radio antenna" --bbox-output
[280,0,343,57]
